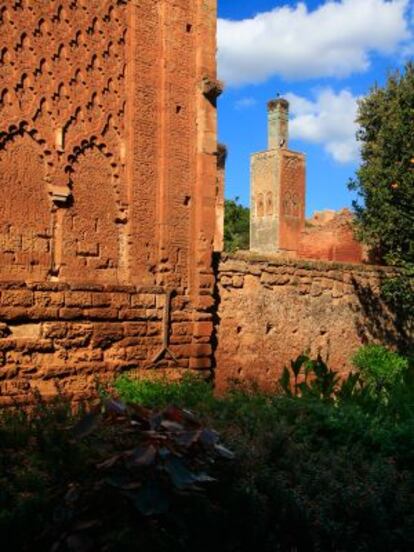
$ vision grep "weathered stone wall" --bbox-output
[0,0,218,403]
[0,282,212,406]
[216,253,408,390]
[298,210,364,264]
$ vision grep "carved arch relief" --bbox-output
[266,191,273,216]
[257,193,264,218]
[283,191,301,218]
[0,134,52,279]
[60,147,120,282]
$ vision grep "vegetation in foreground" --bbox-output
[1,346,413,551]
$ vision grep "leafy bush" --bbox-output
[0,392,233,552]
[381,266,414,336]
[2,355,413,551]
[114,359,414,551]
[352,344,408,397]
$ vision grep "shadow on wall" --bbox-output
[352,276,413,354]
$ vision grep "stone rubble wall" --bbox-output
[0,282,213,406]
[215,253,409,390]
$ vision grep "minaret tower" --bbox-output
[250,97,306,255]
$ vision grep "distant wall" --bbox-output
[298,210,364,264]
[216,253,410,390]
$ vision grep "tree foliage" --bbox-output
[349,62,414,265]
[224,198,250,252]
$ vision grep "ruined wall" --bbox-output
[216,253,408,390]
[298,210,365,264]
[0,282,214,406]
[0,0,218,403]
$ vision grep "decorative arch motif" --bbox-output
[283,191,300,218]
[0,0,129,282]
[60,145,121,282]
[0,133,52,279]
[266,191,273,216]
[257,193,264,218]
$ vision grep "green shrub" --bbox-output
[113,362,414,550]
[2,357,413,552]
[114,373,215,410]
[0,392,234,552]
[352,344,408,397]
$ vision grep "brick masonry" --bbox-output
[0,281,213,406]
[0,0,219,404]
[215,253,411,391]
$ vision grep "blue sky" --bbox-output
[217,0,413,216]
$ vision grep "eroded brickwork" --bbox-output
[0,0,218,403]
[216,253,409,391]
[299,209,365,263]
[0,281,213,406]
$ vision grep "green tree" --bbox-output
[349,63,414,343]
[349,62,414,265]
[224,198,250,252]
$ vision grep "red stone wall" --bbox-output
[216,253,408,391]
[278,151,306,252]
[298,210,364,263]
[214,144,226,252]
[0,0,218,403]
[0,281,213,406]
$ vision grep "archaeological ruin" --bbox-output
[250,97,363,264]
[0,0,410,402]
[0,0,220,405]
[250,98,306,256]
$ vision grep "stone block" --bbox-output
[123,323,147,337]
[172,322,192,336]
[193,321,213,337]
[65,292,93,308]
[27,307,60,320]
[9,323,41,339]
[91,324,124,349]
[1,290,33,307]
[34,291,65,308]
[110,293,131,308]
[42,323,68,339]
[0,307,28,321]
[59,308,83,320]
[232,275,244,288]
[91,292,112,307]
[131,294,156,308]
[85,308,119,320]
[191,343,212,357]
[189,357,212,369]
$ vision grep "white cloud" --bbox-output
[234,96,257,110]
[218,0,411,86]
[286,88,360,163]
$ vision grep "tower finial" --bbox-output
[267,97,289,150]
